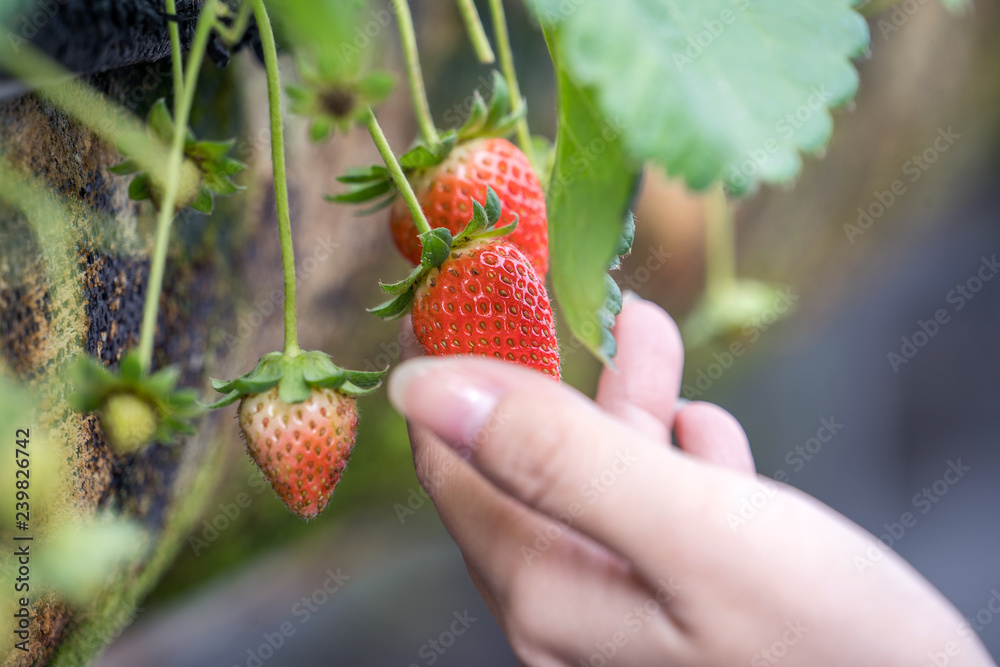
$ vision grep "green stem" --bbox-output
[363,107,432,236]
[214,1,253,44]
[137,0,220,370]
[250,0,300,356]
[488,0,532,163]
[704,184,737,296]
[456,0,496,64]
[164,0,184,108]
[391,0,440,149]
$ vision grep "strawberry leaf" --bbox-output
[327,180,393,204]
[369,291,416,320]
[128,172,151,201]
[543,32,640,363]
[147,98,174,141]
[191,186,214,214]
[531,0,869,195]
[419,228,454,268]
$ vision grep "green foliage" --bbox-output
[112,99,246,214]
[532,0,869,195]
[209,350,387,408]
[530,0,869,360]
[70,351,202,451]
[544,31,640,362]
[35,514,146,606]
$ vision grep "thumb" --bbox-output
[387,356,713,581]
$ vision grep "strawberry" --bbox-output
[210,350,386,520]
[238,385,358,519]
[411,240,560,379]
[390,137,549,279]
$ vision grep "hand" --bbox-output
[388,296,994,667]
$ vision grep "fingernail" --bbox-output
[675,397,690,409]
[388,358,501,450]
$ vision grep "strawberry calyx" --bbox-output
[328,71,523,211]
[70,350,202,452]
[287,55,396,141]
[110,98,247,215]
[369,187,517,320]
[207,350,387,409]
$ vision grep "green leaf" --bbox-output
[419,228,454,268]
[483,186,502,226]
[311,116,334,143]
[204,171,240,196]
[189,138,235,162]
[532,0,869,195]
[368,291,416,320]
[128,172,151,201]
[277,365,311,404]
[357,70,397,104]
[215,157,246,177]
[337,165,389,184]
[147,98,174,140]
[400,145,443,169]
[108,159,141,175]
[379,264,425,295]
[327,179,393,204]
[191,186,214,214]
[545,30,640,363]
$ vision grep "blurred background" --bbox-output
[18,0,990,664]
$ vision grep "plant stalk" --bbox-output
[456,0,496,63]
[488,0,532,163]
[249,0,300,356]
[137,0,220,370]
[363,107,432,236]
[391,0,440,149]
[704,184,737,296]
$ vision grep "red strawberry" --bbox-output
[238,386,358,519]
[391,138,549,279]
[411,241,560,380]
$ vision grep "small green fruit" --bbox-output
[99,393,158,453]
[148,158,203,212]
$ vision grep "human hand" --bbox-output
[388,296,994,666]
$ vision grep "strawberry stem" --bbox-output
[489,0,533,165]
[362,107,433,237]
[456,0,496,64]
[705,184,737,297]
[250,0,300,357]
[391,0,440,150]
[164,0,184,107]
[137,0,221,371]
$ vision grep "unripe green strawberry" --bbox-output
[148,158,203,212]
[391,138,549,279]
[411,240,560,380]
[99,392,158,453]
[238,385,359,520]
